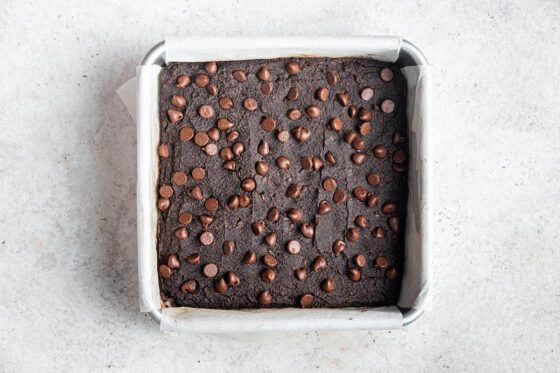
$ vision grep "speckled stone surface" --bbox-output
[0,1,559,372]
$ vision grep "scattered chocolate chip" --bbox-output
[352,153,366,165]
[261,81,274,94]
[158,144,170,158]
[381,203,396,215]
[261,268,276,283]
[345,131,358,144]
[207,84,218,96]
[393,131,405,144]
[260,117,276,132]
[251,221,265,236]
[276,156,291,170]
[348,106,358,118]
[333,189,347,204]
[175,226,189,240]
[207,127,220,141]
[159,185,173,198]
[198,105,214,119]
[388,216,400,232]
[223,240,235,256]
[277,130,290,142]
[346,228,360,241]
[325,151,336,165]
[192,167,206,180]
[171,95,186,108]
[287,108,301,120]
[359,122,372,136]
[329,117,343,132]
[181,279,198,293]
[200,231,214,246]
[381,99,395,114]
[316,87,329,102]
[380,68,394,82]
[267,207,280,222]
[173,171,188,186]
[352,137,365,150]
[373,144,388,159]
[227,195,239,210]
[295,268,307,281]
[232,70,247,82]
[300,223,314,239]
[157,198,170,211]
[353,186,368,201]
[336,92,349,107]
[168,255,181,269]
[367,173,381,186]
[258,67,271,81]
[355,215,368,228]
[167,109,183,124]
[232,142,245,156]
[321,278,335,293]
[199,214,214,228]
[375,256,390,269]
[258,290,272,305]
[360,87,374,101]
[220,147,234,161]
[322,177,337,192]
[194,132,209,147]
[287,86,300,101]
[204,143,218,156]
[179,128,194,142]
[187,253,201,265]
[263,254,278,267]
[176,75,190,88]
[226,130,239,143]
[359,109,372,121]
[204,61,217,74]
[258,140,270,155]
[264,232,277,247]
[313,157,324,171]
[286,183,303,199]
[159,265,172,279]
[367,194,380,208]
[195,74,209,88]
[317,201,331,215]
[219,96,234,110]
[306,105,321,119]
[299,293,314,308]
[255,161,269,176]
[286,61,300,75]
[393,163,407,172]
[373,227,386,239]
[178,211,193,225]
[393,150,406,164]
[312,256,327,272]
[226,271,240,286]
[300,156,313,171]
[386,267,398,280]
[223,160,236,171]
[288,208,303,223]
[348,268,361,282]
[187,185,203,200]
[202,263,218,278]
[214,278,228,294]
[217,117,234,131]
[293,126,311,142]
[238,194,251,208]
[241,177,256,192]
[332,240,346,255]
[286,240,301,254]
[243,97,258,112]
[243,250,257,264]
[354,255,367,268]
[326,71,339,86]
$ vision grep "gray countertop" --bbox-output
[0,1,559,371]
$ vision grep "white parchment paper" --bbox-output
[118,36,430,332]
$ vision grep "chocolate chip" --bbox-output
[181,279,198,293]
[286,183,302,199]
[277,130,290,142]
[276,156,291,170]
[287,86,300,101]
[192,167,206,180]
[243,97,258,112]
[258,67,271,81]
[325,151,336,165]
[367,194,380,208]
[367,173,381,186]
[159,185,173,198]
[159,265,172,279]
[318,200,331,215]
[346,228,360,241]
[255,161,269,176]
[226,130,239,143]
[329,117,343,132]
[388,216,399,232]
[300,223,314,239]
[261,268,276,283]
[286,240,301,254]
[157,198,170,211]
[373,227,386,239]
[263,254,278,267]
[225,271,240,286]
[326,71,339,86]
[258,290,272,305]
[355,215,368,228]
[167,109,183,124]
[203,61,217,74]
[333,189,347,204]
[260,117,276,132]
[316,87,329,102]
[359,108,372,121]
[223,160,236,171]
[176,75,190,88]
[203,263,218,278]
[261,81,274,95]
[232,70,247,82]
[295,268,307,281]
[219,96,234,110]
[293,126,311,142]
[267,207,280,222]
[173,171,188,186]
[306,105,321,119]
[288,208,303,223]
[207,127,220,141]
[375,256,390,269]
[381,99,395,114]
[386,267,398,280]
[198,105,214,119]
[219,147,234,161]
[232,142,245,156]
[223,240,235,256]
[301,156,313,171]
[239,194,251,208]
[352,153,366,165]
[348,106,358,118]
[373,144,388,159]
[187,253,201,265]
[393,150,406,164]
[393,163,407,172]
[336,92,349,107]
[195,74,209,88]
[359,122,372,136]
[264,232,277,247]
[168,255,181,269]
[241,177,256,192]
[360,87,374,101]
[206,84,218,96]
[322,177,337,192]
[287,108,301,120]
[214,278,228,294]
[158,144,170,158]
[199,214,214,228]
[258,140,270,155]
[227,195,239,210]
[286,61,300,75]
[332,240,346,255]
[243,250,257,264]
[321,278,335,293]
[217,117,234,131]
[380,68,394,82]
[179,128,194,143]
[200,231,214,246]
[353,186,368,201]
[382,202,396,214]
[299,293,314,308]
[353,255,367,268]
[348,268,361,282]
[187,185,203,200]
[393,131,405,144]
[251,221,265,236]
[204,144,218,156]
[312,256,327,272]
[171,95,186,108]
[178,211,193,225]
[352,137,365,150]
[194,132,209,147]
[345,131,358,144]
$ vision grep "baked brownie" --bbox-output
[156,58,408,309]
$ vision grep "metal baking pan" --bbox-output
[135,37,429,332]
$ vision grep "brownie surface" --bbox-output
[157,58,408,309]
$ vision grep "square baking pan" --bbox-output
[134,36,430,332]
